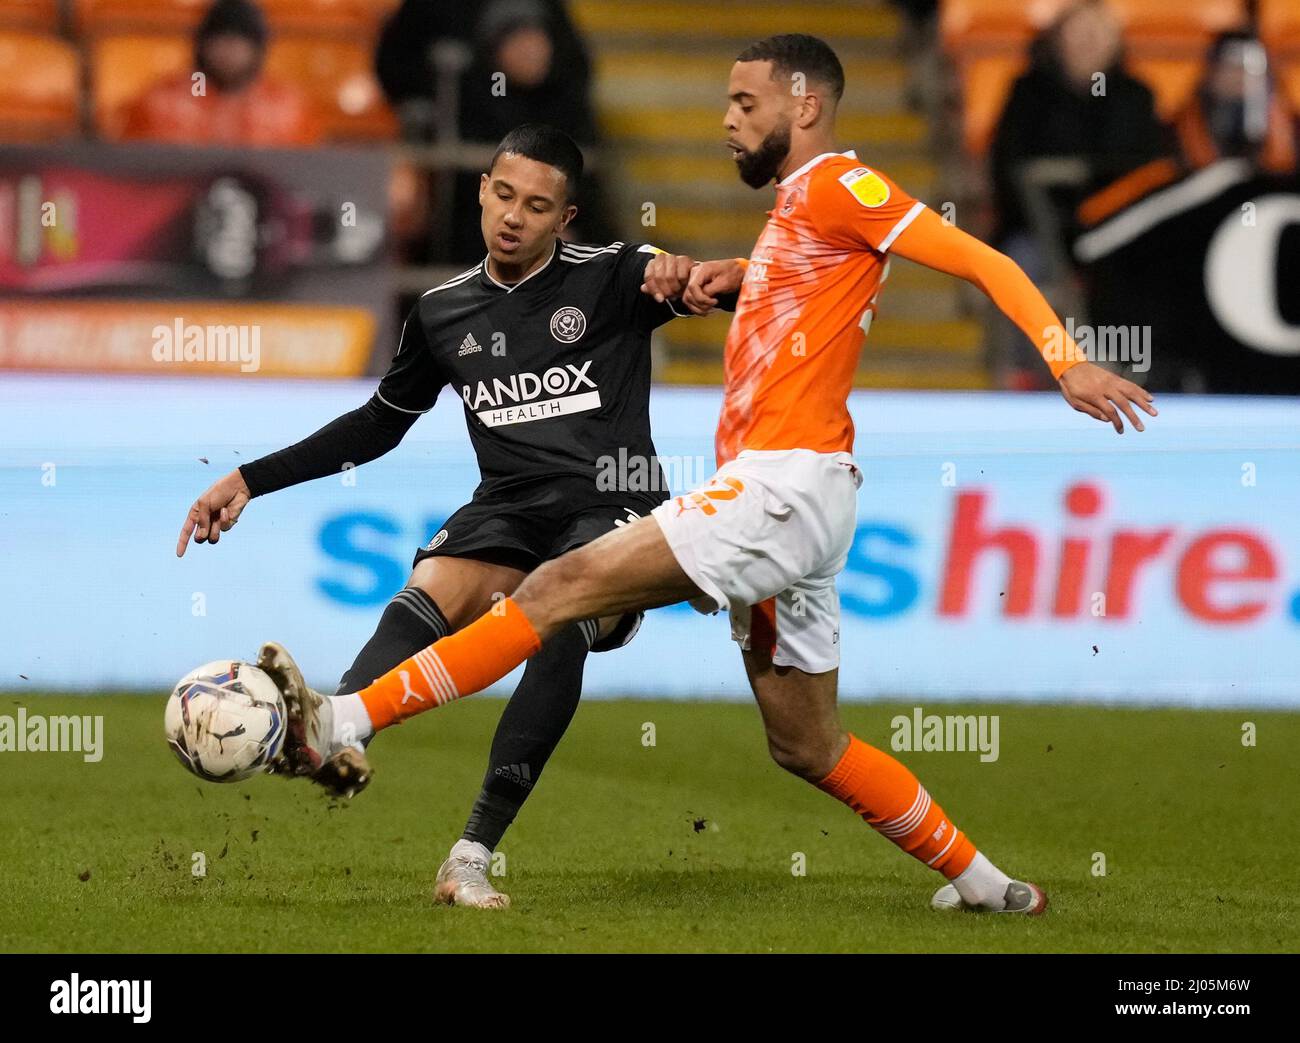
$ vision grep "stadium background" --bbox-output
[1,0,1298,708]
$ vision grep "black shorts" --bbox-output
[412,476,664,652]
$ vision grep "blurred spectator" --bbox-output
[990,0,1170,249]
[458,1,598,144]
[375,0,592,140]
[987,0,1170,389]
[122,0,322,148]
[1173,30,1297,176]
[447,0,614,262]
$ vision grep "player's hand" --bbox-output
[1058,362,1157,434]
[683,259,745,315]
[640,252,696,304]
[177,468,251,556]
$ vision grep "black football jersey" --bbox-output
[376,240,688,500]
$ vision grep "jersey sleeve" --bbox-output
[805,163,929,254]
[376,302,445,414]
[612,242,694,330]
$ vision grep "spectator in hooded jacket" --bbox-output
[375,0,592,138]
[122,0,322,148]
[446,1,615,262]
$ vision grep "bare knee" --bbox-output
[766,730,847,782]
[513,544,609,629]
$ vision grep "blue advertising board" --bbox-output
[2,374,1297,706]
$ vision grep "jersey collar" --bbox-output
[777,149,858,187]
[481,241,558,292]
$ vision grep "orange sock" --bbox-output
[359,598,542,731]
[817,734,977,879]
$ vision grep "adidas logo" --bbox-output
[493,762,533,790]
[458,332,482,356]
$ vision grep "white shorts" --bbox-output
[651,448,861,673]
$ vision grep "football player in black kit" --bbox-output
[176,124,742,908]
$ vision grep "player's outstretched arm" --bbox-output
[888,208,1157,434]
[175,395,425,556]
[177,306,444,556]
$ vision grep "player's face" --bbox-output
[724,60,794,189]
[478,153,577,268]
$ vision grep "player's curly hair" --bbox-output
[736,33,845,103]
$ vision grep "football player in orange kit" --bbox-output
[269,34,1156,913]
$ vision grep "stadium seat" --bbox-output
[1282,63,1300,113]
[76,0,207,35]
[0,30,80,140]
[265,36,396,140]
[1108,0,1247,56]
[0,0,59,32]
[1126,56,1203,118]
[957,53,1026,156]
[1260,0,1300,58]
[940,0,1071,56]
[89,32,191,139]
[75,0,397,37]
[259,0,397,35]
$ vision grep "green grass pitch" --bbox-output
[1,694,1296,953]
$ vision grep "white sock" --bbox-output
[451,838,491,864]
[330,692,373,750]
[951,851,1013,910]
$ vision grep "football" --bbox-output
[164,660,287,783]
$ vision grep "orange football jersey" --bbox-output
[716,150,925,465]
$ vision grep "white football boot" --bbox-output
[931,879,1048,915]
[434,840,511,909]
[259,641,372,798]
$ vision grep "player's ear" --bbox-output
[478,173,489,206]
[558,202,578,232]
[795,92,823,130]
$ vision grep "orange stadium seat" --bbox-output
[940,0,1071,55]
[76,0,208,34]
[1126,56,1203,118]
[1283,63,1300,113]
[259,0,397,35]
[76,0,396,37]
[0,0,59,32]
[89,32,191,139]
[265,35,396,141]
[1107,0,1247,56]
[0,31,80,140]
[958,53,1027,156]
[1260,0,1300,58]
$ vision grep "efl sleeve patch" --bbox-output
[838,166,890,209]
